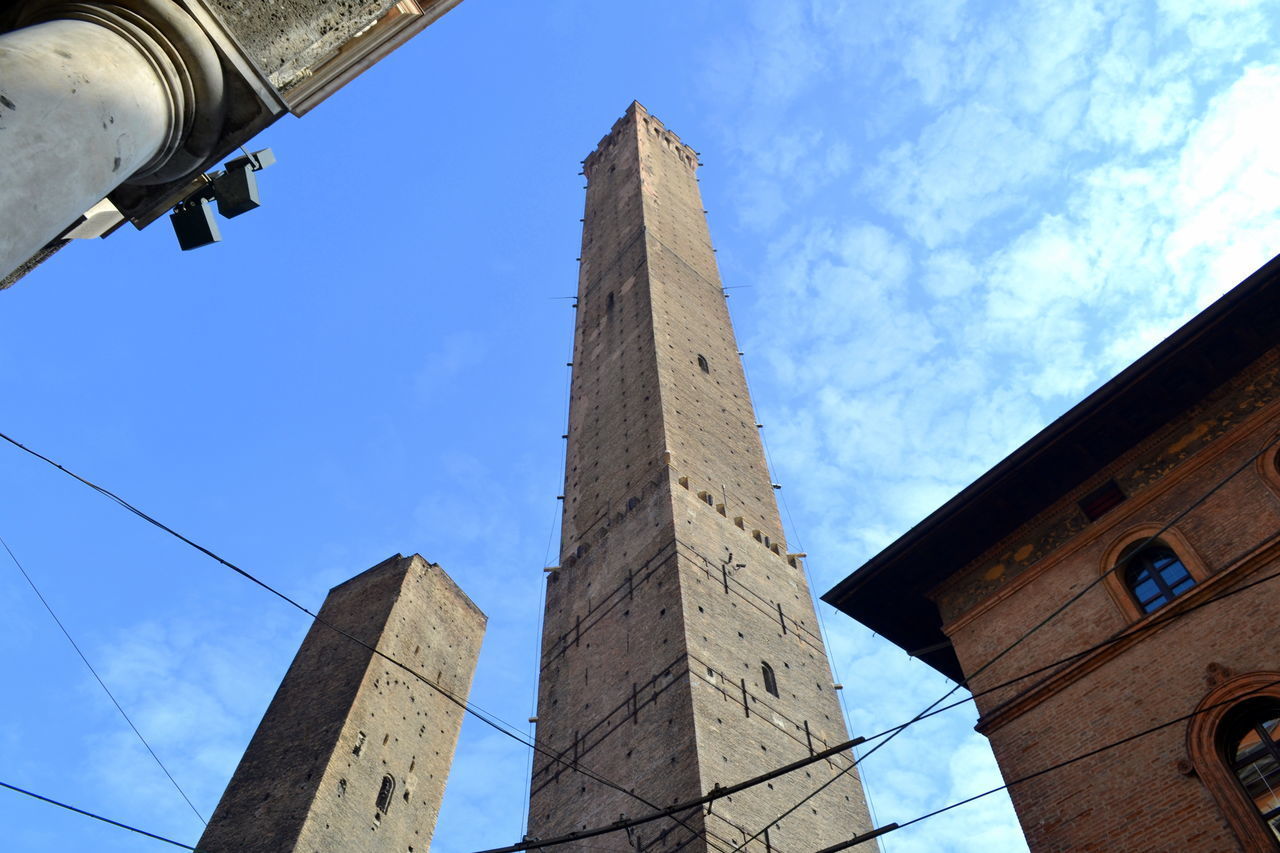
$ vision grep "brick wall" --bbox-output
[197,554,485,853]
[933,349,1280,852]
[530,103,875,853]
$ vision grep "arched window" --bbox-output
[762,662,779,698]
[1222,700,1280,843]
[697,354,710,373]
[1121,543,1194,613]
[1187,672,1280,850]
[376,775,396,814]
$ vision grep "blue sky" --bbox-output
[2,1,1279,851]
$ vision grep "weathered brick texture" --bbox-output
[197,554,485,853]
[528,103,876,853]
[934,349,1280,852]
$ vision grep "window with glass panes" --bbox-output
[1122,544,1195,613]
[1225,702,1280,843]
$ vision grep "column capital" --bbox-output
[2,0,226,184]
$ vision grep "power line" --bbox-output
[733,427,1280,848]
[952,429,1280,693]
[450,541,1280,853]
[523,357,575,838]
[475,736,864,853]
[14,408,1265,851]
[506,430,1280,852]
[861,530,1280,739]
[0,779,196,850]
[816,675,1280,851]
[15,416,1265,853]
[736,343,888,845]
[0,533,206,824]
[0,429,725,852]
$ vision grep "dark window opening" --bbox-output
[697,354,710,373]
[1122,543,1194,613]
[1222,699,1280,842]
[606,292,615,313]
[762,662,779,698]
[376,775,396,814]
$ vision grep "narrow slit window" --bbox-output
[762,662,779,698]
[376,775,396,814]
[697,354,710,373]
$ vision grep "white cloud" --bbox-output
[921,249,980,300]
[866,103,1056,248]
[1165,64,1280,302]
[710,4,1280,851]
[46,610,304,847]
[1157,0,1274,54]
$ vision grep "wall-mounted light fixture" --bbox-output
[168,148,276,251]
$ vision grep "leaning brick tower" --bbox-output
[528,102,877,852]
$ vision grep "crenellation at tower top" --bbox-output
[584,101,699,180]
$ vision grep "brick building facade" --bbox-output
[826,254,1280,851]
[527,103,877,852]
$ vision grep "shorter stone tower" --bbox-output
[197,553,485,853]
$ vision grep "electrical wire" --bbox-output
[474,736,863,853]
[810,530,1280,750]
[0,779,196,849]
[0,429,724,852]
[521,501,555,838]
[0,533,206,824]
[735,344,887,844]
[522,355,575,837]
[731,426,1280,849]
[6,408,1269,853]
[11,349,1266,850]
[816,676,1280,851]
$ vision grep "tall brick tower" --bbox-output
[528,103,876,852]
[197,554,485,853]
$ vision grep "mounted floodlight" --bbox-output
[213,148,275,218]
[170,198,221,250]
[213,165,260,218]
[167,148,276,251]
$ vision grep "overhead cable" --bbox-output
[522,355,575,838]
[474,736,863,853]
[0,533,206,824]
[734,427,1280,848]
[815,676,1280,851]
[0,429,724,852]
[0,779,196,849]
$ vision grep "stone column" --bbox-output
[0,0,225,279]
